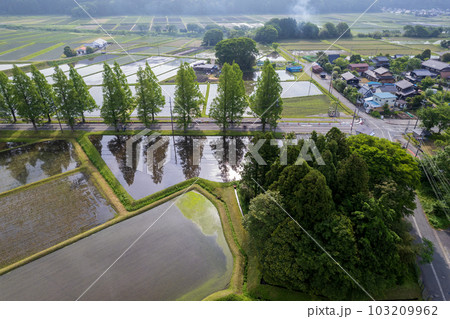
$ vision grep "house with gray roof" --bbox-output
[405,69,436,83]
[371,56,390,68]
[422,60,450,79]
[341,71,360,86]
[395,80,417,99]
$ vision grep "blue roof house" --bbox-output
[286,65,303,73]
[364,92,396,113]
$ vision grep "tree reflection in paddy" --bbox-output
[90,135,249,199]
[0,140,79,193]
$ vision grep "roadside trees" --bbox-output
[173,62,203,132]
[12,66,44,131]
[0,71,17,122]
[101,63,133,131]
[53,66,78,131]
[31,65,56,123]
[69,66,97,123]
[136,62,165,126]
[209,62,247,132]
[250,60,283,132]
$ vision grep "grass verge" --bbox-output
[282,95,334,118]
[417,188,450,230]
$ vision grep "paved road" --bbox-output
[0,120,354,135]
[408,200,450,301]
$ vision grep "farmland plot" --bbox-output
[0,43,56,60]
[0,63,29,71]
[0,191,231,301]
[90,135,247,199]
[0,171,116,269]
[0,140,79,194]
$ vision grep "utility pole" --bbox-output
[169,97,177,164]
[169,97,175,136]
[405,133,412,150]
[415,134,424,157]
[307,67,313,96]
[414,116,419,129]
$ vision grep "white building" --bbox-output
[364,92,396,113]
[92,38,107,49]
[76,46,87,55]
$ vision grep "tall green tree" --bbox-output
[240,132,279,198]
[215,37,259,71]
[135,62,165,125]
[12,65,44,131]
[418,106,440,131]
[202,29,223,46]
[69,66,97,123]
[0,89,11,121]
[53,66,78,131]
[250,60,283,132]
[113,61,134,111]
[336,22,352,38]
[348,134,420,218]
[209,62,247,132]
[254,25,278,44]
[0,71,16,122]
[31,65,56,123]
[101,63,132,131]
[173,62,203,132]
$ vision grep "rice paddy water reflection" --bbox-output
[90,135,249,199]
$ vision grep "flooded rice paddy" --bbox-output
[0,140,79,194]
[0,171,116,268]
[87,84,208,117]
[90,135,249,199]
[86,78,320,118]
[0,191,232,300]
[0,141,26,152]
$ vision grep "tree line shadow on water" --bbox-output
[90,135,248,186]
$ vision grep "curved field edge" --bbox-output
[0,135,247,300]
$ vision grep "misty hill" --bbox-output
[0,0,449,16]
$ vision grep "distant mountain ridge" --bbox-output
[0,0,449,16]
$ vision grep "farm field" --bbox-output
[281,95,336,118]
[331,38,424,55]
[280,37,442,57]
[0,192,233,301]
[0,140,79,193]
[89,135,248,199]
[0,171,116,268]
[280,40,333,52]
[0,13,447,64]
[0,13,448,33]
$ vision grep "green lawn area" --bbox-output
[281,95,333,118]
